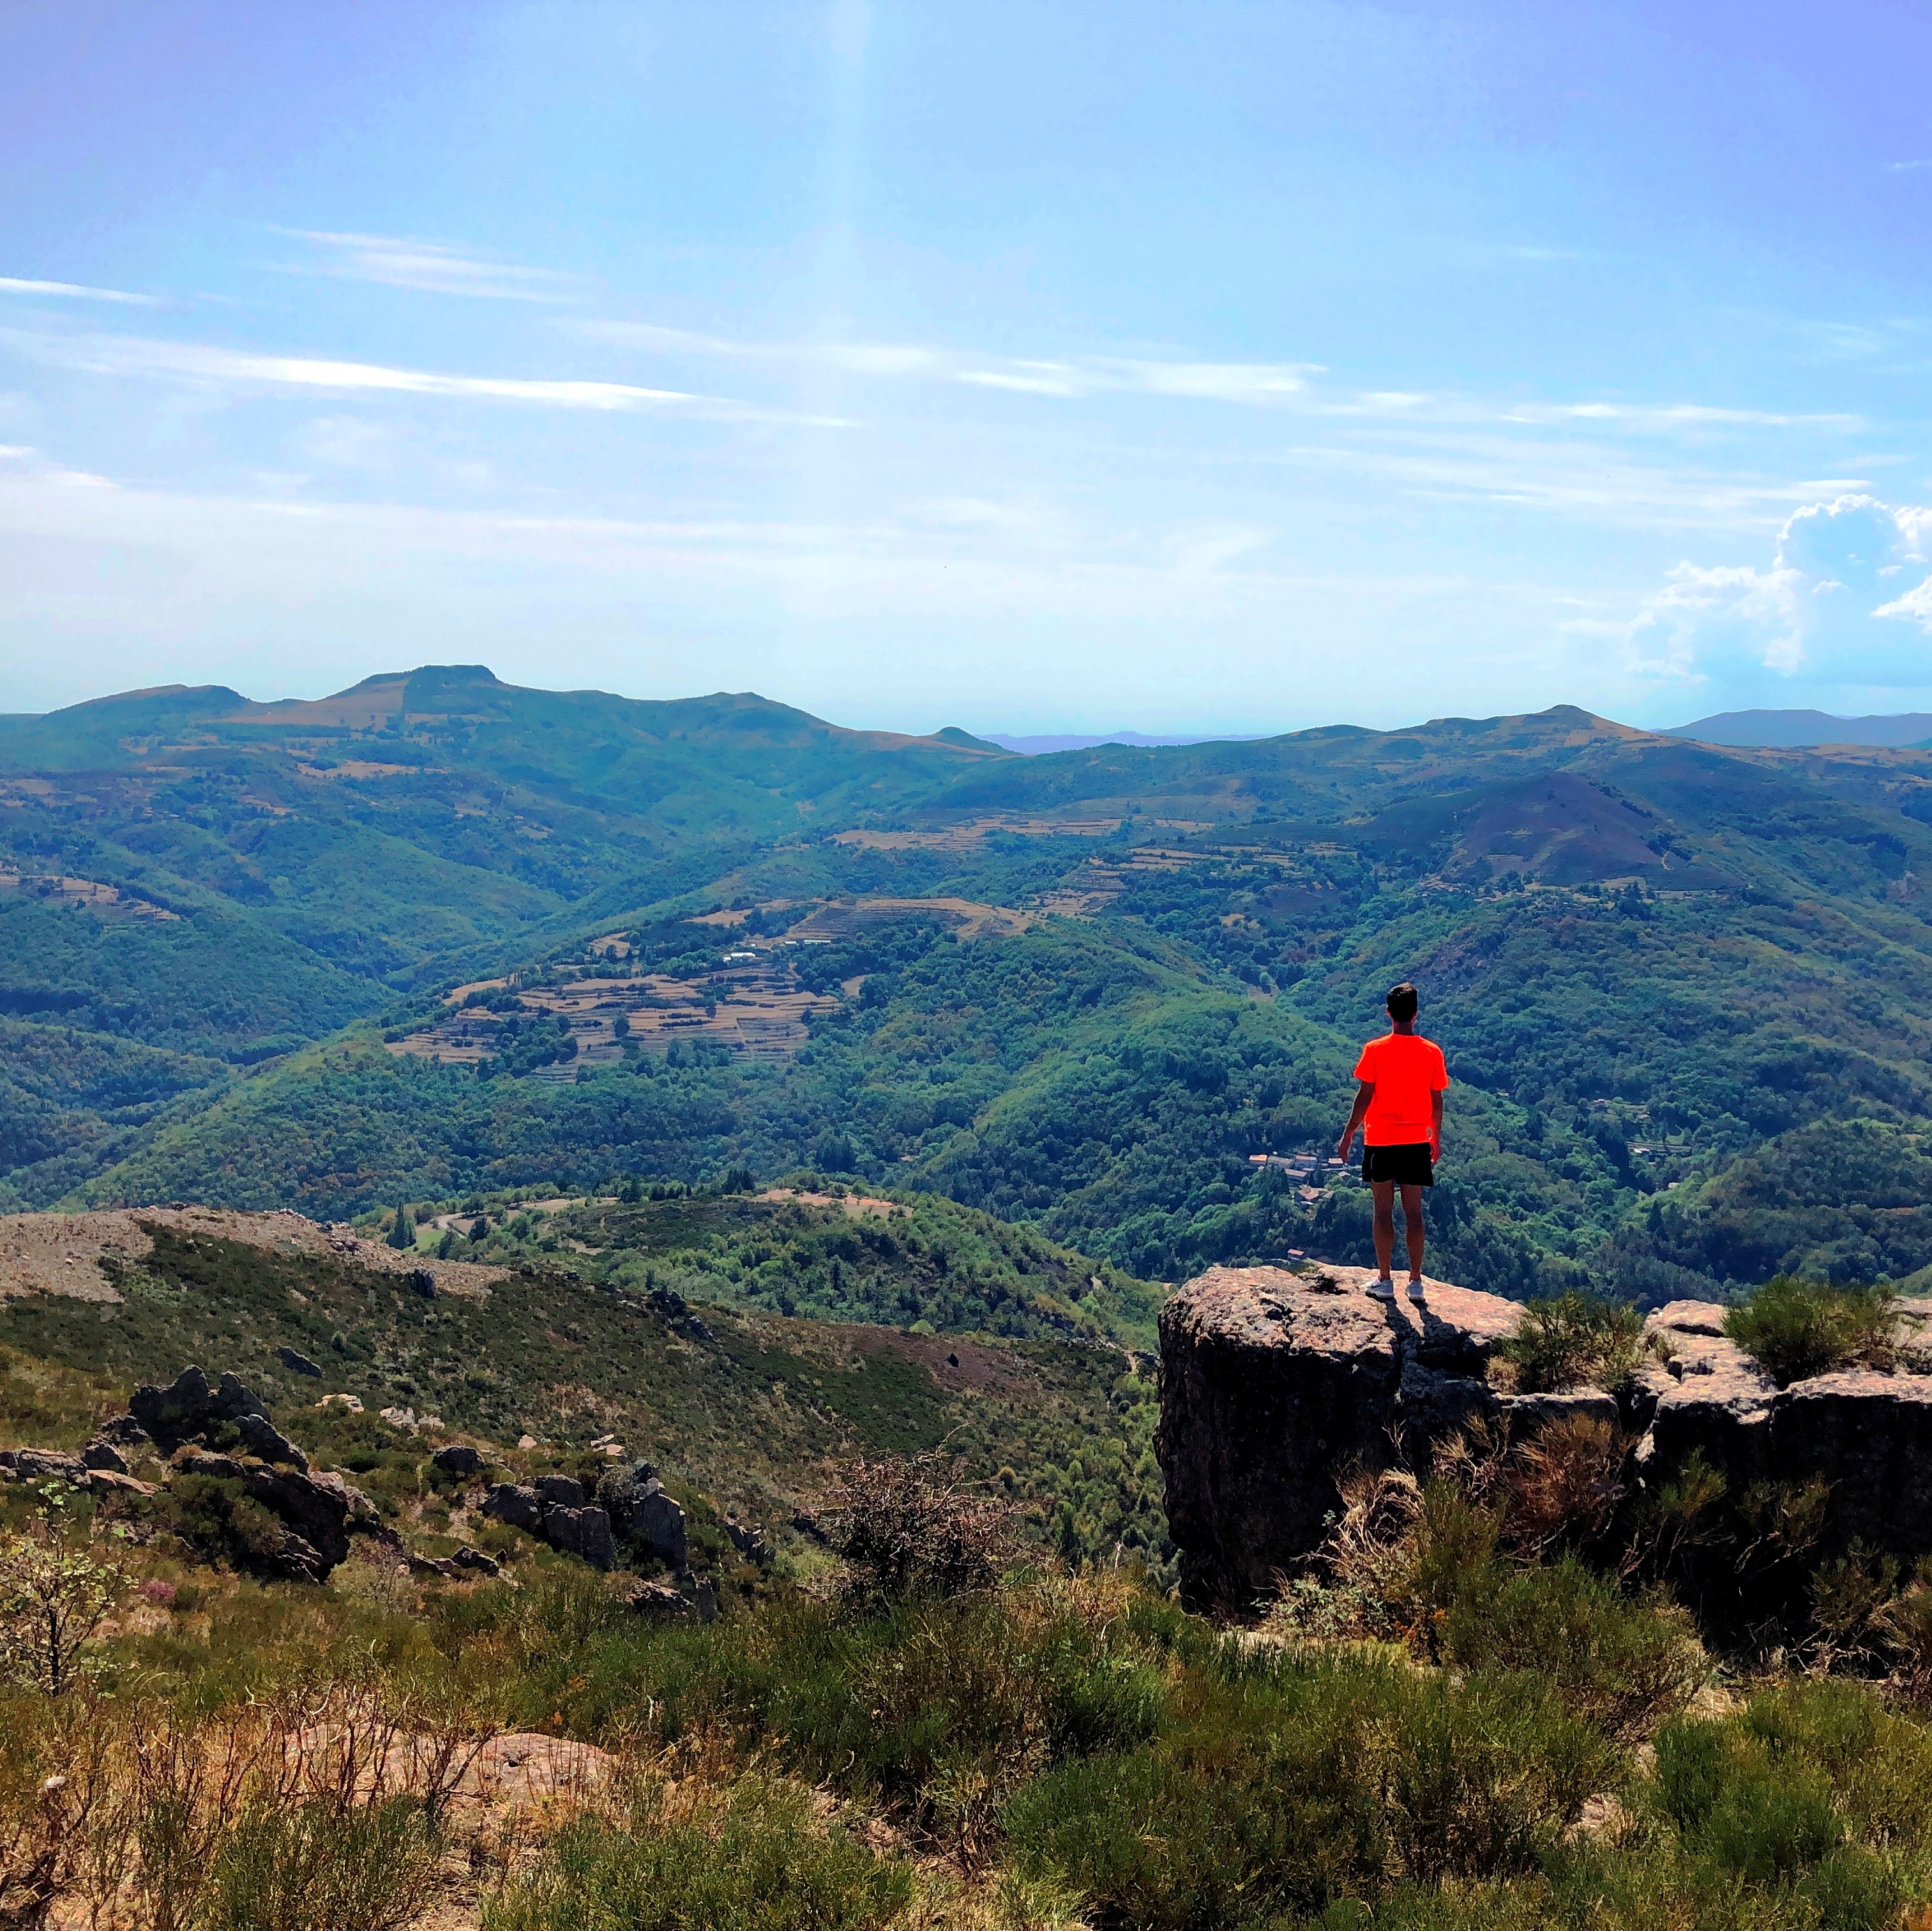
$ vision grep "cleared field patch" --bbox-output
[393,958,840,1070]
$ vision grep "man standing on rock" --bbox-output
[1334,981,1448,1302]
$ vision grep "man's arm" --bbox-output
[1336,1080,1373,1160]
[1431,1088,1445,1158]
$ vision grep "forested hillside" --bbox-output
[8,667,1932,1304]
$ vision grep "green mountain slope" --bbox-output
[0,1210,1167,1579]
[12,674,1932,1303]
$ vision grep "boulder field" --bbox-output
[1155,1262,1932,1614]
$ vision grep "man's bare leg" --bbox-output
[1371,1180,1397,1281]
[1400,1182,1426,1290]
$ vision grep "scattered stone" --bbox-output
[379,1407,418,1430]
[544,1505,616,1571]
[432,1444,484,1477]
[517,1434,538,1450]
[316,1393,363,1412]
[451,1545,500,1576]
[408,1553,460,1580]
[86,1469,155,1499]
[481,1483,544,1533]
[724,1519,771,1564]
[276,1346,324,1378]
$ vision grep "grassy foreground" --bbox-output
[10,1439,1932,1931]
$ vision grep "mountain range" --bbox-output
[5,663,1932,1304]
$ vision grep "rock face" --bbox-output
[598,1460,688,1571]
[1158,1268,1932,1614]
[483,1477,622,1571]
[1634,1297,1932,1558]
[1156,1264,1529,1611]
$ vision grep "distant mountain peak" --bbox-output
[1666,708,1932,749]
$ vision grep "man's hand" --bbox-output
[1335,1130,1354,1161]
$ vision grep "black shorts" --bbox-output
[1362,1142,1434,1187]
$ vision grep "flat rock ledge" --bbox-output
[1155,1264,1932,1614]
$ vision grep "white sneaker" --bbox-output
[1367,1278,1396,1300]
[1406,1278,1427,1301]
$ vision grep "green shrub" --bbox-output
[483,1775,910,1931]
[202,1796,439,1931]
[1723,1279,1898,1387]
[1495,1293,1642,1395]
[1440,1557,1705,1739]
[1008,1650,1612,1925]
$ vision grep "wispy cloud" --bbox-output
[275,229,582,302]
[1885,159,1932,173]
[0,328,834,422]
[573,320,1321,407]
[0,275,158,307]
[572,317,1859,437]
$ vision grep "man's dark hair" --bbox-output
[1385,981,1419,1022]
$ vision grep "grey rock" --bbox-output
[80,1440,129,1475]
[690,1576,718,1623]
[407,1268,437,1299]
[172,1448,250,1481]
[432,1444,485,1478]
[451,1545,501,1576]
[246,1466,379,1573]
[544,1504,616,1571]
[96,1416,154,1451]
[535,1473,585,1508]
[0,1448,88,1485]
[277,1347,324,1378]
[408,1553,460,1580]
[481,1483,543,1533]
[234,1412,308,1471]
[598,1460,688,1569]
[130,1365,275,1455]
[621,1578,691,1619]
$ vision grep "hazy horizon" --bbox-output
[6,3,1932,734]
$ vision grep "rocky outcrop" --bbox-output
[598,1459,688,1571]
[27,1364,378,1584]
[130,1366,308,1467]
[1634,1298,1932,1558]
[1158,1268,1932,1614]
[1156,1264,1534,1611]
[482,1476,621,1571]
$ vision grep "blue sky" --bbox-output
[3,1,1931,734]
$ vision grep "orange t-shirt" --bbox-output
[1354,1032,1449,1147]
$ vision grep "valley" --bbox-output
[5,665,1932,1309]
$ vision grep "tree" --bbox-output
[387,1203,414,1251]
[0,1526,123,1695]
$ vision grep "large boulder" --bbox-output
[545,1505,617,1571]
[598,1460,688,1570]
[1158,1268,1932,1615]
[1155,1264,1527,1612]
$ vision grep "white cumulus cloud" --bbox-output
[1623,493,1932,700]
